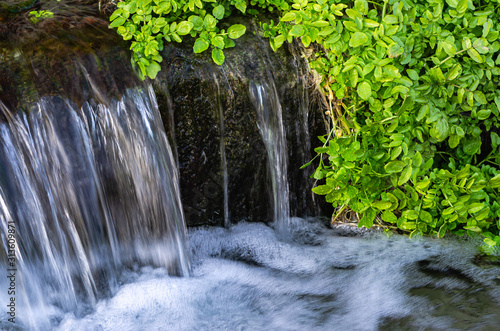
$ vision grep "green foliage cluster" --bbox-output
[29,10,53,23]
[269,0,500,249]
[110,0,248,78]
[110,0,500,249]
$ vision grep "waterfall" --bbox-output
[249,80,291,239]
[0,85,190,329]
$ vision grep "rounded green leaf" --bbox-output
[213,5,225,20]
[145,61,161,79]
[349,32,368,47]
[193,38,209,53]
[381,211,397,223]
[211,35,225,49]
[188,15,204,31]
[176,21,194,36]
[204,14,217,29]
[312,185,332,195]
[228,24,247,39]
[280,12,296,22]
[289,25,305,37]
[357,81,372,100]
[274,34,286,49]
[212,48,225,65]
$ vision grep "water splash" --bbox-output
[0,85,190,330]
[249,80,290,239]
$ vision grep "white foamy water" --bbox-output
[53,219,500,331]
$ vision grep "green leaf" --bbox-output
[289,25,305,37]
[456,0,467,13]
[477,109,491,120]
[463,137,481,155]
[372,201,393,210]
[491,132,500,149]
[274,34,286,49]
[204,14,217,29]
[403,210,418,220]
[176,21,194,36]
[211,36,225,49]
[349,32,368,47]
[489,174,500,188]
[473,38,489,54]
[473,91,487,105]
[447,64,461,80]
[438,223,447,238]
[357,81,372,100]
[311,20,330,28]
[449,134,460,148]
[145,61,161,79]
[468,203,485,214]
[407,69,419,81]
[434,117,449,141]
[212,48,225,65]
[194,38,209,53]
[235,1,246,13]
[312,185,332,195]
[419,210,432,224]
[171,32,182,43]
[281,12,296,22]
[385,161,406,173]
[228,24,247,39]
[381,210,397,223]
[484,238,496,246]
[398,165,412,186]
[110,17,127,28]
[468,48,483,63]
[464,225,482,232]
[213,5,225,20]
[188,15,204,31]
[358,208,376,228]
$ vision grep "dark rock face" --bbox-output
[0,0,139,116]
[154,17,332,226]
[1,4,332,227]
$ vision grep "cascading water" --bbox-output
[0,85,190,330]
[249,79,291,239]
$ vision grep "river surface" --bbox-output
[54,219,500,331]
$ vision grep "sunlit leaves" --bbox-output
[211,48,225,65]
[227,24,246,39]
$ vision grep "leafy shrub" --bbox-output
[266,0,500,248]
[111,0,500,249]
[109,0,248,78]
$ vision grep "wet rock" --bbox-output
[154,16,332,226]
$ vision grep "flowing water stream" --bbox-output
[0,86,190,330]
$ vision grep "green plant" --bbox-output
[109,0,248,79]
[263,0,500,249]
[29,10,53,23]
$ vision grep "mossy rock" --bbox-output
[154,15,332,226]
